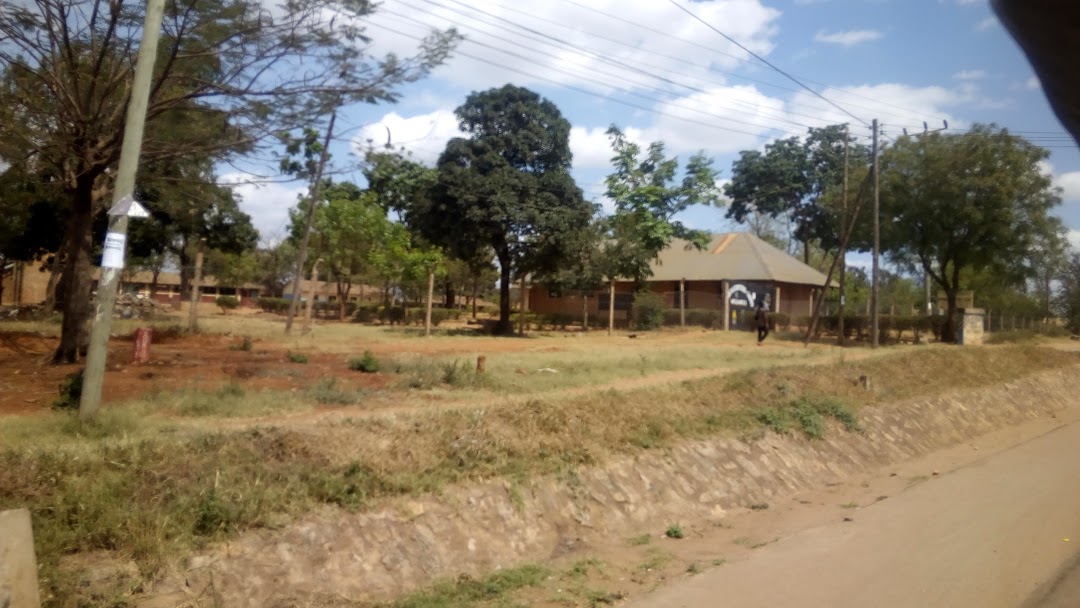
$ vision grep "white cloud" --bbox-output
[1069,230,1080,250]
[953,69,986,81]
[975,16,998,31]
[221,173,307,241]
[353,109,466,165]
[570,126,616,170]
[1057,172,1080,203]
[1026,76,1042,91]
[814,29,884,47]
[787,83,969,138]
[365,0,781,93]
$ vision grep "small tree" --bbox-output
[601,126,723,332]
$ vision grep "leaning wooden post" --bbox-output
[679,278,686,327]
[424,266,435,337]
[721,280,730,331]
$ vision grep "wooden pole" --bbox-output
[722,280,730,331]
[608,280,616,336]
[871,118,881,349]
[838,127,849,346]
[679,279,686,327]
[582,294,589,331]
[425,267,435,337]
[187,238,205,333]
[518,275,527,335]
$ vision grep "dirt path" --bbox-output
[627,418,1080,608]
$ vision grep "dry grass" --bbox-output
[1,344,1076,606]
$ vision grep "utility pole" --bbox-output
[78,0,167,421]
[838,126,849,346]
[285,109,338,334]
[870,118,880,349]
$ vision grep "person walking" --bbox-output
[755,300,769,345]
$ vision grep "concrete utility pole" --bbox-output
[285,109,338,335]
[870,118,881,349]
[838,126,849,346]
[78,0,167,421]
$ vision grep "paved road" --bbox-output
[629,422,1080,608]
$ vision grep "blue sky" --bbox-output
[226,0,1080,252]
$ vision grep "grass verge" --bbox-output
[1,344,1075,605]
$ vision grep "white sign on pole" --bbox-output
[101,232,126,269]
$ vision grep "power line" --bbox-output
[665,0,870,129]
[392,0,818,133]
[370,21,770,139]
[375,15,804,138]
[551,0,955,125]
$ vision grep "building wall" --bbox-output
[1,262,51,306]
[529,279,825,323]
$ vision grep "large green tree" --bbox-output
[0,0,457,362]
[878,124,1063,342]
[427,84,595,334]
[725,125,869,262]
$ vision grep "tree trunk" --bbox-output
[44,253,63,313]
[188,240,205,333]
[942,289,958,343]
[337,279,350,322]
[53,176,97,363]
[496,256,512,335]
[582,294,589,331]
[150,269,160,298]
[803,240,810,265]
[443,279,456,309]
[471,276,479,320]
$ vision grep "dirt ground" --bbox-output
[0,317,827,417]
[0,330,398,415]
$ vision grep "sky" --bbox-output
[223,0,1080,253]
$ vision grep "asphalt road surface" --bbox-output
[629,421,1080,608]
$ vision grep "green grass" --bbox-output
[629,534,652,546]
[309,378,361,406]
[665,524,685,539]
[381,564,549,608]
[286,350,309,364]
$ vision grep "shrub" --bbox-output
[286,351,309,364]
[53,371,84,410]
[215,296,240,313]
[349,351,380,373]
[632,291,665,331]
[665,524,685,539]
[256,297,290,314]
[309,378,357,405]
[229,336,253,352]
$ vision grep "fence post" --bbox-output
[679,279,686,327]
[722,280,730,331]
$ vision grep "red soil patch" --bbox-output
[0,331,389,416]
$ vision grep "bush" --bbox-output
[349,351,380,373]
[215,296,240,313]
[309,378,358,405]
[257,297,290,314]
[286,351,308,364]
[53,371,84,410]
[229,336,253,352]
[632,291,665,331]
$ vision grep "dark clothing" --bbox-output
[755,308,769,343]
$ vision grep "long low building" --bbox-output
[528,232,835,326]
[0,263,381,308]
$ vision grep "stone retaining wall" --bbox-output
[151,367,1080,606]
